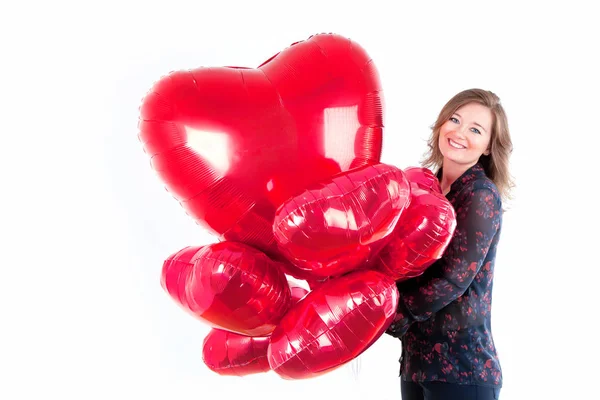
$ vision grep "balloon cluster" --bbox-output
[138,33,456,380]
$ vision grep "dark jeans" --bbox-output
[401,380,501,400]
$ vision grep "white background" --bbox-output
[2,1,599,399]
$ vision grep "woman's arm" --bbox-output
[386,184,502,338]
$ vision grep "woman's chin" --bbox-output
[442,154,473,166]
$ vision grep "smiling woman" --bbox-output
[423,89,515,202]
[437,102,494,194]
[385,89,514,400]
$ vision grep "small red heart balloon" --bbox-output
[201,278,309,376]
[138,33,384,259]
[374,170,457,281]
[161,242,292,336]
[267,269,398,380]
[273,163,411,279]
[404,166,442,194]
[202,330,271,377]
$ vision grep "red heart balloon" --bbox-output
[374,171,457,281]
[267,269,398,380]
[404,166,442,194]
[201,279,309,377]
[138,33,384,259]
[161,242,292,336]
[273,163,411,279]
[202,329,271,377]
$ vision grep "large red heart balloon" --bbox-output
[161,242,292,336]
[138,33,384,259]
[267,269,398,380]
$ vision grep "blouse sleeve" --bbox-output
[386,186,502,338]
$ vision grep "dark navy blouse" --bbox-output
[386,162,504,388]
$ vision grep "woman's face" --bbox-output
[438,102,493,168]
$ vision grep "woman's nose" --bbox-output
[456,126,468,137]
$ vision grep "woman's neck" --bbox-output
[440,159,476,195]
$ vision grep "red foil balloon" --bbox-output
[161,242,292,336]
[273,163,411,279]
[201,281,308,377]
[375,170,457,281]
[202,330,271,377]
[267,270,398,380]
[138,33,384,259]
[404,166,442,194]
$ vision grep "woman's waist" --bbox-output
[403,325,499,356]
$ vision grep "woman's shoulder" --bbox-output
[460,176,502,210]
[472,175,500,195]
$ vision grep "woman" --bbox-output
[386,88,514,400]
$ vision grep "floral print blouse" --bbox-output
[386,163,504,388]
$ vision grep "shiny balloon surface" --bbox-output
[273,163,411,279]
[375,169,456,281]
[161,242,292,336]
[138,33,383,259]
[201,281,309,376]
[267,270,398,380]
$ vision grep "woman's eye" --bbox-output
[450,117,459,123]
[471,128,481,135]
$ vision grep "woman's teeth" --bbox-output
[449,139,466,149]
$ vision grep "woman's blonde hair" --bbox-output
[422,88,515,203]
